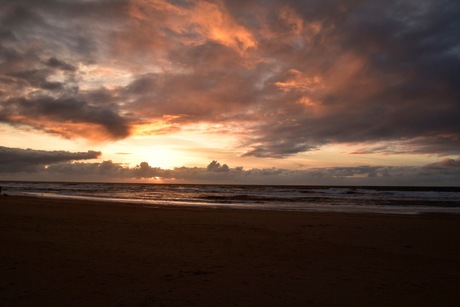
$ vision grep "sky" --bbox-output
[1,0,459,185]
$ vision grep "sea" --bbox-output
[1,182,460,215]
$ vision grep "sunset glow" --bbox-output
[1,0,459,185]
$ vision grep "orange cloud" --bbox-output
[274,69,322,92]
[279,5,322,39]
[7,115,126,142]
[124,0,256,54]
[189,1,257,51]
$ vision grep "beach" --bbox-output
[1,195,459,306]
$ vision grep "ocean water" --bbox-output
[1,182,460,215]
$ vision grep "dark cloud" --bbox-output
[2,154,459,186]
[0,146,100,173]
[426,158,460,168]
[0,2,98,60]
[8,69,64,91]
[45,57,76,72]
[0,0,131,140]
[207,160,230,172]
[242,141,318,159]
[45,160,133,179]
[236,0,460,157]
[1,96,130,139]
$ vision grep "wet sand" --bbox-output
[1,195,459,306]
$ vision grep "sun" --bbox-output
[130,146,190,169]
[101,144,187,170]
[99,132,208,170]
[98,121,248,170]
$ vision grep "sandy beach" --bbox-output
[0,195,459,306]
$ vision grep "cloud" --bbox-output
[426,158,460,168]
[350,135,460,156]
[124,0,257,53]
[0,146,100,173]
[1,146,459,185]
[1,0,459,157]
[1,96,130,140]
[207,160,230,172]
[238,0,460,157]
[45,57,76,72]
[0,0,130,140]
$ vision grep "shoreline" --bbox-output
[4,192,460,215]
[1,195,460,306]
